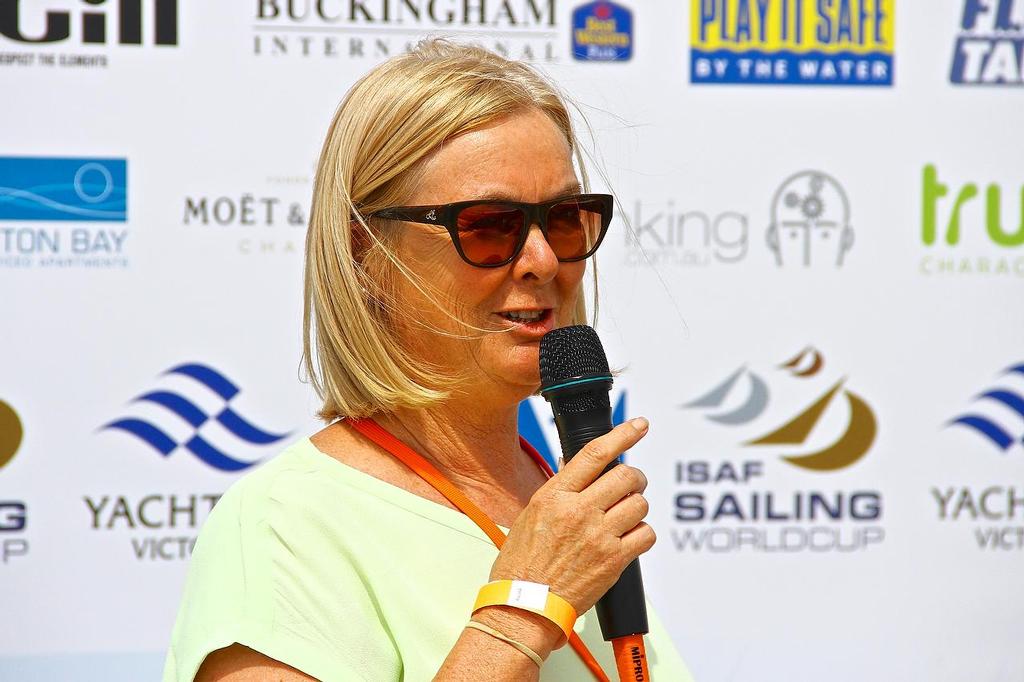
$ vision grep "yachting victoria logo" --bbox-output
[690,0,894,85]
[672,346,884,553]
[572,1,633,62]
[0,156,129,268]
[950,0,1024,85]
[932,362,1024,551]
[102,363,290,472]
[947,362,1024,453]
[253,0,560,62]
[767,171,854,267]
[0,0,179,69]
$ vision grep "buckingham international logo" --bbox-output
[690,0,894,85]
[767,171,854,267]
[672,347,883,553]
[919,164,1023,276]
[0,156,129,268]
[572,1,633,62]
[253,0,559,62]
[947,362,1024,453]
[950,0,1024,85]
[102,363,290,472]
[0,0,178,69]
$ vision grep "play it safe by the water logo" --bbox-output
[690,0,895,86]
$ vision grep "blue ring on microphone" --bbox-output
[540,375,613,396]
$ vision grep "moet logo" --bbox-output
[0,0,178,46]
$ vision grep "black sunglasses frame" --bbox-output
[370,193,614,268]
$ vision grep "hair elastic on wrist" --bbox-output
[472,580,577,640]
[466,620,544,668]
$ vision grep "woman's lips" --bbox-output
[495,308,555,338]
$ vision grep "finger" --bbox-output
[603,493,650,537]
[581,464,647,510]
[550,418,649,493]
[619,521,657,560]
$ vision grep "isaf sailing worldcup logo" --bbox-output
[673,347,883,553]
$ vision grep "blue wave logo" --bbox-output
[948,363,1024,452]
[519,392,628,470]
[0,157,127,222]
[103,363,290,471]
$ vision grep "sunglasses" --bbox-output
[370,193,613,268]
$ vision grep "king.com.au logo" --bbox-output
[690,0,894,85]
[102,363,290,472]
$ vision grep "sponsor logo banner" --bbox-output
[0,399,28,564]
[950,0,1024,85]
[572,1,633,62]
[690,0,895,86]
[672,347,884,553]
[0,156,129,268]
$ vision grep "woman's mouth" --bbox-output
[496,308,555,337]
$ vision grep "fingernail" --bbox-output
[630,417,649,432]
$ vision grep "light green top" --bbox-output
[163,438,694,682]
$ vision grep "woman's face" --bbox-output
[391,107,587,404]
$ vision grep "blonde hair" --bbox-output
[303,39,592,421]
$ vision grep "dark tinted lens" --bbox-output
[455,204,525,265]
[546,197,607,260]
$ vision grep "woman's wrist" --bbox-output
[472,604,567,660]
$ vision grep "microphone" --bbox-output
[539,325,649,644]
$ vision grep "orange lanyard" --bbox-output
[348,417,610,682]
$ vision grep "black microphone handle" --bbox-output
[553,404,650,641]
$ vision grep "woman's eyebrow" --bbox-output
[471,182,583,202]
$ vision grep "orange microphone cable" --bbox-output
[612,634,651,681]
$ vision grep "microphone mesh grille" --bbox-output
[539,325,611,385]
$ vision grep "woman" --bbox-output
[164,40,693,681]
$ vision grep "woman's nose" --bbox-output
[511,223,559,282]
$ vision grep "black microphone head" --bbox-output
[539,325,611,389]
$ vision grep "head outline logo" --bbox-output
[767,170,854,267]
[0,399,23,470]
[102,363,290,472]
[947,362,1024,452]
[682,347,877,471]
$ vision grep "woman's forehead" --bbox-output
[412,110,577,204]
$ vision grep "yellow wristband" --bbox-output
[472,580,577,640]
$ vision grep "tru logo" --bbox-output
[0,0,178,46]
[922,164,1024,247]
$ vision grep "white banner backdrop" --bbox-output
[1,1,1022,680]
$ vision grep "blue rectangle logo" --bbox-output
[0,157,127,222]
[573,1,633,62]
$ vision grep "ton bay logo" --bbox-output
[950,0,1024,85]
[672,347,884,553]
[0,399,28,564]
[102,363,291,472]
[253,0,560,62]
[572,1,632,62]
[0,156,129,268]
[0,0,178,69]
[919,164,1024,276]
[183,178,309,256]
[932,362,1024,551]
[690,0,894,86]
[767,171,854,268]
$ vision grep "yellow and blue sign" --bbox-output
[573,1,633,62]
[690,0,895,85]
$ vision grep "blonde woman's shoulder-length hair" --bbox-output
[303,38,593,422]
